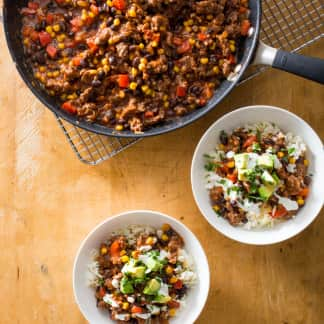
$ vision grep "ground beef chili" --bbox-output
[21,0,251,133]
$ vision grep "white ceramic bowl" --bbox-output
[73,210,210,324]
[191,105,324,245]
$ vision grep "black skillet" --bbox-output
[2,1,324,138]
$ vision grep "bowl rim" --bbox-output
[72,209,210,323]
[191,105,324,245]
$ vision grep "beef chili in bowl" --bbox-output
[73,210,210,324]
[191,106,324,245]
[19,0,252,133]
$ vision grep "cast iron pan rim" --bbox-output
[2,0,261,138]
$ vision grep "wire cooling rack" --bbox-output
[56,0,323,165]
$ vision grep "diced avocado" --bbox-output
[258,185,275,201]
[261,170,276,186]
[234,153,249,169]
[145,257,163,272]
[257,154,274,169]
[120,277,134,294]
[272,172,280,184]
[238,169,253,181]
[153,295,171,304]
[143,278,161,295]
[130,266,146,279]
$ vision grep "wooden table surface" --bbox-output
[0,13,324,324]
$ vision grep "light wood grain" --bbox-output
[0,15,324,324]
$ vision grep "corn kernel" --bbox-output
[219,143,225,150]
[115,124,124,131]
[113,18,120,26]
[116,10,122,14]
[131,67,138,77]
[200,57,209,64]
[151,40,158,47]
[161,234,169,241]
[213,66,220,74]
[209,43,216,50]
[58,43,65,49]
[185,26,191,32]
[139,43,145,49]
[60,94,67,100]
[213,205,220,212]
[39,66,46,72]
[187,19,194,26]
[122,302,129,310]
[163,94,168,101]
[303,159,309,166]
[141,85,149,93]
[100,246,108,255]
[119,90,125,98]
[227,161,235,168]
[145,237,154,245]
[157,48,164,55]
[277,151,284,158]
[189,38,195,45]
[229,44,236,52]
[162,223,170,231]
[200,26,207,32]
[93,58,98,64]
[81,13,87,21]
[128,8,136,17]
[47,71,53,77]
[173,66,180,73]
[63,57,69,63]
[169,277,177,284]
[120,250,127,256]
[53,24,60,32]
[131,250,139,259]
[169,309,177,317]
[207,14,213,20]
[45,26,53,34]
[107,0,113,6]
[129,82,138,90]
[77,0,88,7]
[164,102,170,108]
[140,57,148,65]
[57,34,66,42]
[50,32,56,38]
[289,157,295,164]
[52,71,60,77]
[138,63,146,71]
[88,12,95,18]
[297,198,305,206]
[165,266,173,275]
[35,72,41,79]
[23,38,29,45]
[121,255,129,263]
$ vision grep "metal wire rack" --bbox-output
[56,0,323,165]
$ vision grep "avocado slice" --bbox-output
[153,295,171,304]
[130,266,146,279]
[258,185,275,201]
[261,170,276,186]
[234,153,249,169]
[143,278,161,295]
[257,154,274,169]
[272,172,280,184]
[238,169,253,181]
[120,277,134,294]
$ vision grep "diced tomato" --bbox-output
[173,280,183,290]
[90,4,99,15]
[227,173,237,183]
[173,37,183,46]
[168,300,180,308]
[176,86,186,97]
[131,306,143,314]
[177,39,191,54]
[70,17,83,32]
[118,74,130,88]
[30,30,39,42]
[298,187,309,197]
[199,98,207,106]
[241,19,251,36]
[243,135,257,148]
[61,102,77,114]
[28,2,39,10]
[144,111,154,118]
[239,6,247,14]
[272,205,288,218]
[38,31,52,47]
[21,8,36,15]
[46,13,54,25]
[198,32,207,41]
[46,44,57,58]
[228,54,236,65]
[72,57,82,66]
[55,0,66,4]
[86,39,99,52]
[110,240,120,258]
[98,287,106,298]
[112,0,126,10]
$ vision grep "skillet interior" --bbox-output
[3,0,261,138]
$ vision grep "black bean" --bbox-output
[92,80,102,87]
[78,43,88,50]
[108,55,117,65]
[35,52,46,64]
[220,130,229,145]
[35,23,42,31]
[97,70,105,80]
[59,22,66,32]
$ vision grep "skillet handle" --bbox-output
[253,41,324,85]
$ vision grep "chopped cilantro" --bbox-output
[288,147,295,155]
[205,162,215,171]
[203,153,213,159]
[256,129,261,142]
[218,179,227,185]
[252,142,261,153]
